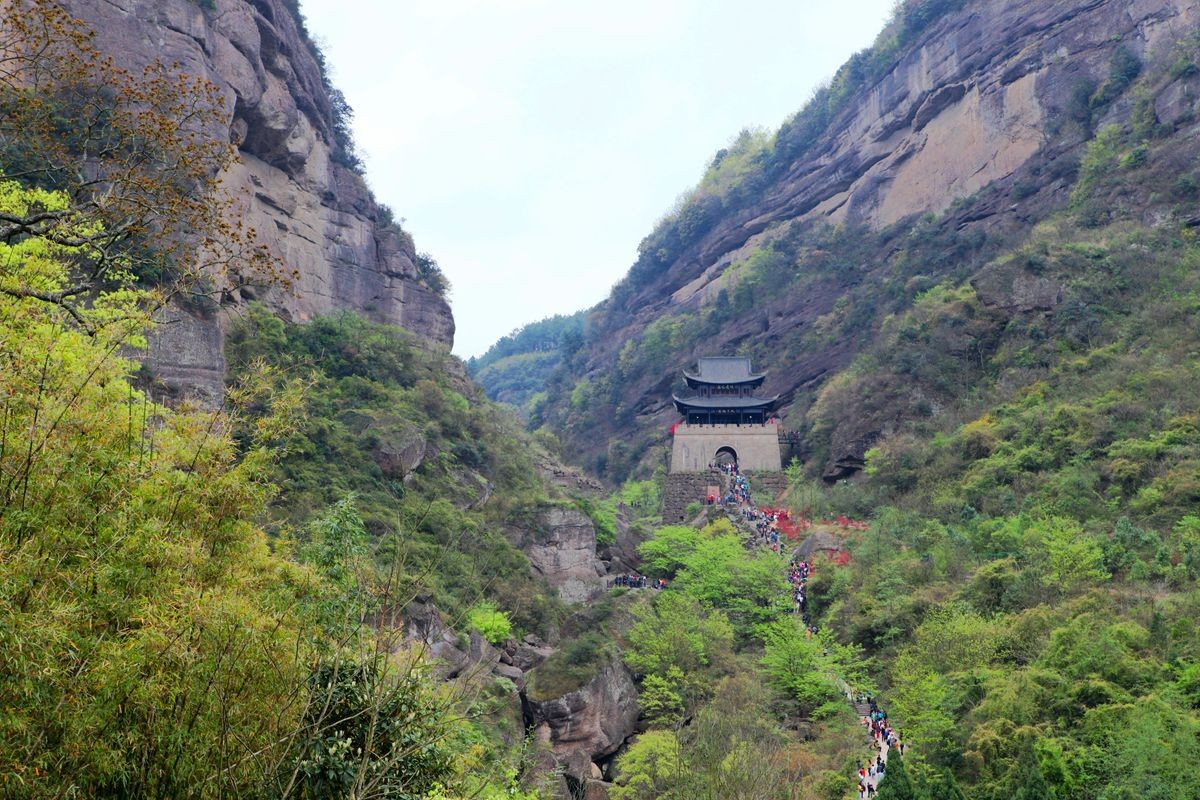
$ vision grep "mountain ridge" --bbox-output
[532,0,1200,483]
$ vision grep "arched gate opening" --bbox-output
[714,446,738,470]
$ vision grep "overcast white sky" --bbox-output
[299,0,897,357]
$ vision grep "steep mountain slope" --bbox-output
[0,4,642,793]
[467,312,585,418]
[522,9,1200,791]
[57,0,454,401]
[538,0,1200,483]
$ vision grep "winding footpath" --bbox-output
[716,467,905,799]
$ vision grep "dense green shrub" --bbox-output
[226,304,566,637]
[468,603,514,645]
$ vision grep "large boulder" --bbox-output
[972,258,1064,313]
[366,416,426,479]
[513,634,557,672]
[793,529,849,562]
[404,600,469,678]
[528,659,639,784]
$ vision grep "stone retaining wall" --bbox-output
[662,473,716,525]
[662,471,789,524]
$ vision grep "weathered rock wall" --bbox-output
[647,0,1200,313]
[61,0,455,400]
[551,0,1200,479]
[528,659,639,788]
[515,507,608,604]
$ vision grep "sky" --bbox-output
[299,0,897,357]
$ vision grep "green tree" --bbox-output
[638,525,704,576]
[876,751,918,800]
[759,620,843,717]
[672,675,793,800]
[0,182,314,794]
[281,659,456,800]
[889,660,958,767]
[1032,517,1109,592]
[1097,697,1200,800]
[302,495,373,631]
[611,730,682,800]
[901,603,1001,674]
[638,669,688,726]
[671,533,788,635]
[1011,744,1054,800]
[928,769,967,800]
[625,591,734,677]
[468,602,514,645]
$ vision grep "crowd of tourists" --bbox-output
[725,471,753,507]
[853,692,904,798]
[788,560,810,618]
[719,466,902,799]
[710,462,793,552]
[608,574,667,590]
[863,697,903,755]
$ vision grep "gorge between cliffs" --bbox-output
[6,1,1200,799]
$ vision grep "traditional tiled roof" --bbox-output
[683,356,765,385]
[672,393,779,410]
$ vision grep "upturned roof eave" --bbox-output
[682,370,766,386]
[672,393,781,411]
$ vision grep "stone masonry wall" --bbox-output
[662,473,716,525]
[670,423,783,473]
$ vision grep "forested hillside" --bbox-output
[537,0,1200,483]
[504,0,1200,797]
[0,4,596,797]
[467,312,585,419]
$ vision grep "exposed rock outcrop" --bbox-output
[528,659,640,784]
[406,600,556,684]
[598,504,646,574]
[793,530,850,562]
[972,262,1065,312]
[364,416,427,479]
[660,0,1200,290]
[535,451,607,495]
[59,0,455,401]
[523,508,608,604]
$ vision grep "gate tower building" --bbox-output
[669,357,782,473]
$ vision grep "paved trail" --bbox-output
[718,468,904,799]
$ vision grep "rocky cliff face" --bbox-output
[519,507,608,604]
[541,0,1200,481]
[624,0,1200,313]
[528,659,639,792]
[60,0,454,400]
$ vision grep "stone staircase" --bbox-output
[663,470,788,526]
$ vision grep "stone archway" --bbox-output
[714,446,738,469]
